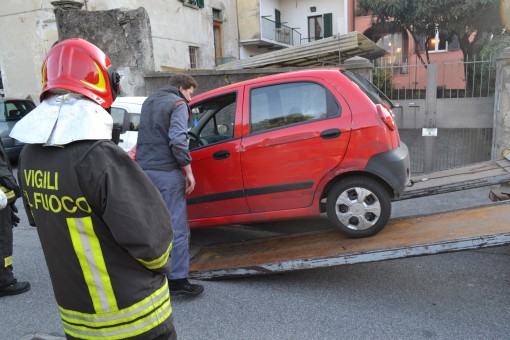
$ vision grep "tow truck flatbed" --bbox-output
[190,202,510,279]
[189,159,510,280]
[400,159,510,200]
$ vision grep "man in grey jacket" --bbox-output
[136,73,204,297]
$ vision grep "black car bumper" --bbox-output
[365,142,410,198]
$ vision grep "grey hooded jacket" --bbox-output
[136,86,191,172]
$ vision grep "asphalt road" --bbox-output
[1,183,509,340]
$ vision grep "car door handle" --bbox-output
[320,128,341,140]
[213,150,230,160]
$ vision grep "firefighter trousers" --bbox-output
[0,205,15,287]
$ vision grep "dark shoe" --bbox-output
[0,281,30,297]
[168,278,204,297]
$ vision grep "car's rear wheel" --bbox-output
[326,176,391,238]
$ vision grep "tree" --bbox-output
[358,0,505,64]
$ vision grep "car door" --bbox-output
[186,90,249,222]
[240,76,352,213]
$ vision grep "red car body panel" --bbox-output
[186,68,409,228]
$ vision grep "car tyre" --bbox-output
[326,176,391,238]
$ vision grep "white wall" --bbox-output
[0,0,57,101]
[241,0,346,59]
[280,0,344,40]
[241,45,272,59]
[260,0,279,18]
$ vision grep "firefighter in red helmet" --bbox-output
[11,38,177,340]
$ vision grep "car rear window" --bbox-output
[0,100,36,121]
[250,81,340,133]
[341,70,394,108]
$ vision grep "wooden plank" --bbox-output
[217,32,386,70]
[189,202,510,279]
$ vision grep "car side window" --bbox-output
[111,107,127,131]
[111,107,140,133]
[250,81,340,134]
[129,114,140,131]
[189,93,237,150]
[1,100,36,122]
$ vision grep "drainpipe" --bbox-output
[352,0,355,31]
[344,0,348,34]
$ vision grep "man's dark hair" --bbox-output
[169,73,197,90]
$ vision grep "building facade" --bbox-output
[237,0,350,59]
[0,0,239,101]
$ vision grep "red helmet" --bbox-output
[40,38,120,108]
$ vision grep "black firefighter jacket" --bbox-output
[18,140,174,339]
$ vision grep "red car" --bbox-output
[184,68,409,238]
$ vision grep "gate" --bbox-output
[374,56,496,174]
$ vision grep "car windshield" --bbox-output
[341,70,394,109]
[0,100,36,122]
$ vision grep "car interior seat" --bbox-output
[8,109,20,119]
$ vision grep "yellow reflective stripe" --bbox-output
[137,241,172,270]
[60,280,172,339]
[60,280,169,325]
[4,255,12,267]
[67,217,118,313]
[0,186,16,201]
[64,300,171,339]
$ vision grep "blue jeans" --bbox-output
[145,169,189,280]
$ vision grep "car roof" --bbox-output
[191,67,344,102]
[0,98,35,102]
[113,96,147,105]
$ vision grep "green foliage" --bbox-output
[358,0,504,61]
[373,68,393,94]
[479,33,510,59]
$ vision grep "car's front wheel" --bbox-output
[326,176,391,238]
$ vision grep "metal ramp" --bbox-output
[400,159,510,200]
[189,159,510,280]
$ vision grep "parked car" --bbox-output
[185,68,410,238]
[111,96,146,151]
[122,68,411,238]
[0,98,36,161]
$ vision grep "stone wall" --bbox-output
[55,7,154,96]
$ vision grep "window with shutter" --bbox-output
[275,9,281,29]
[323,13,333,38]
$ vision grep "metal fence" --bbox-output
[373,56,496,174]
[374,55,496,100]
[400,128,493,174]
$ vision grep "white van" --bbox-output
[111,96,147,151]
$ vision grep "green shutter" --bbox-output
[324,13,333,38]
[275,9,281,29]
[197,0,204,8]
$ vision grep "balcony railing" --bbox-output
[261,17,302,47]
[301,36,323,44]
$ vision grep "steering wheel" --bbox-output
[188,131,207,147]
